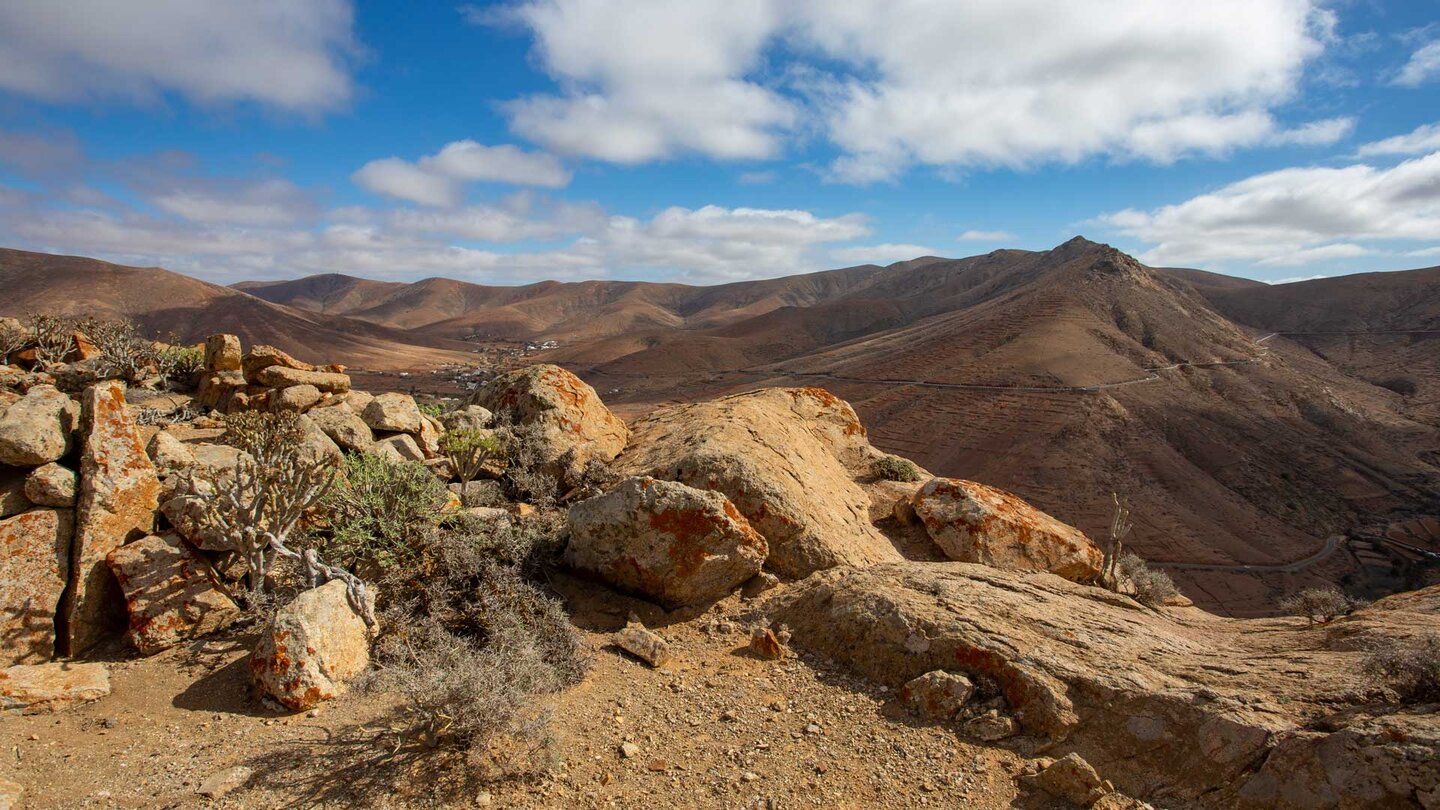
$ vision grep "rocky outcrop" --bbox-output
[620,387,901,577]
[909,478,1103,582]
[271,383,322,412]
[0,385,78,466]
[204,333,242,372]
[250,580,374,711]
[567,476,768,608]
[0,468,28,518]
[440,404,492,433]
[0,661,110,713]
[0,508,72,665]
[371,433,424,463]
[241,345,315,380]
[765,561,1440,808]
[62,381,161,656]
[106,534,238,655]
[146,431,196,474]
[474,365,628,483]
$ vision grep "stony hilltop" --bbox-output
[0,318,1436,809]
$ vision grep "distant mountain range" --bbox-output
[5,238,1438,615]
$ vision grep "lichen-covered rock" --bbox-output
[0,385,78,466]
[61,381,161,656]
[271,383,322,412]
[256,366,351,394]
[250,579,374,711]
[24,463,76,507]
[567,477,767,608]
[621,387,901,577]
[902,670,975,719]
[474,365,628,483]
[910,478,1103,582]
[106,534,238,655]
[307,404,374,452]
[361,392,423,434]
[0,661,110,713]
[0,508,72,666]
[203,334,242,372]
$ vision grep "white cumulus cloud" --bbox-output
[957,230,1017,242]
[1396,39,1440,87]
[353,140,571,207]
[0,0,359,112]
[1098,151,1440,268]
[1358,121,1440,157]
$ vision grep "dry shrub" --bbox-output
[366,521,589,759]
[874,455,922,482]
[496,418,558,506]
[27,313,75,367]
[0,319,26,364]
[83,317,156,382]
[1279,586,1359,624]
[1116,552,1179,607]
[1363,635,1440,704]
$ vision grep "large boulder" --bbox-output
[106,534,239,655]
[567,476,768,608]
[307,404,374,452]
[370,433,424,463]
[293,414,342,468]
[0,661,110,713]
[361,392,423,434]
[271,383,322,412]
[909,478,1103,582]
[145,431,196,475]
[0,509,73,665]
[620,387,901,577]
[0,385,78,466]
[61,381,161,656]
[765,562,1440,808]
[473,365,628,483]
[250,579,374,711]
[196,369,246,411]
[440,404,492,433]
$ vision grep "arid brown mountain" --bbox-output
[9,240,1440,614]
[0,248,472,370]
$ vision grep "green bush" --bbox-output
[320,453,451,572]
[441,428,501,485]
[874,455,922,482]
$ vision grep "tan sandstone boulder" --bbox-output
[765,562,1440,808]
[909,478,1103,582]
[61,381,161,656]
[0,509,72,665]
[567,476,768,608]
[0,385,78,466]
[271,383,322,412]
[473,365,628,483]
[0,661,110,713]
[203,334,242,373]
[241,345,315,381]
[361,392,423,434]
[256,366,351,394]
[250,579,374,711]
[0,468,28,518]
[620,387,901,577]
[106,534,239,655]
[307,404,374,451]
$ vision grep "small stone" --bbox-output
[804,723,822,735]
[613,622,671,668]
[1028,753,1110,807]
[619,741,640,759]
[961,712,1019,742]
[0,776,23,810]
[197,765,252,799]
[901,670,975,720]
[749,627,784,660]
[742,771,760,783]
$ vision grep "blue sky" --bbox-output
[1,1,1439,285]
